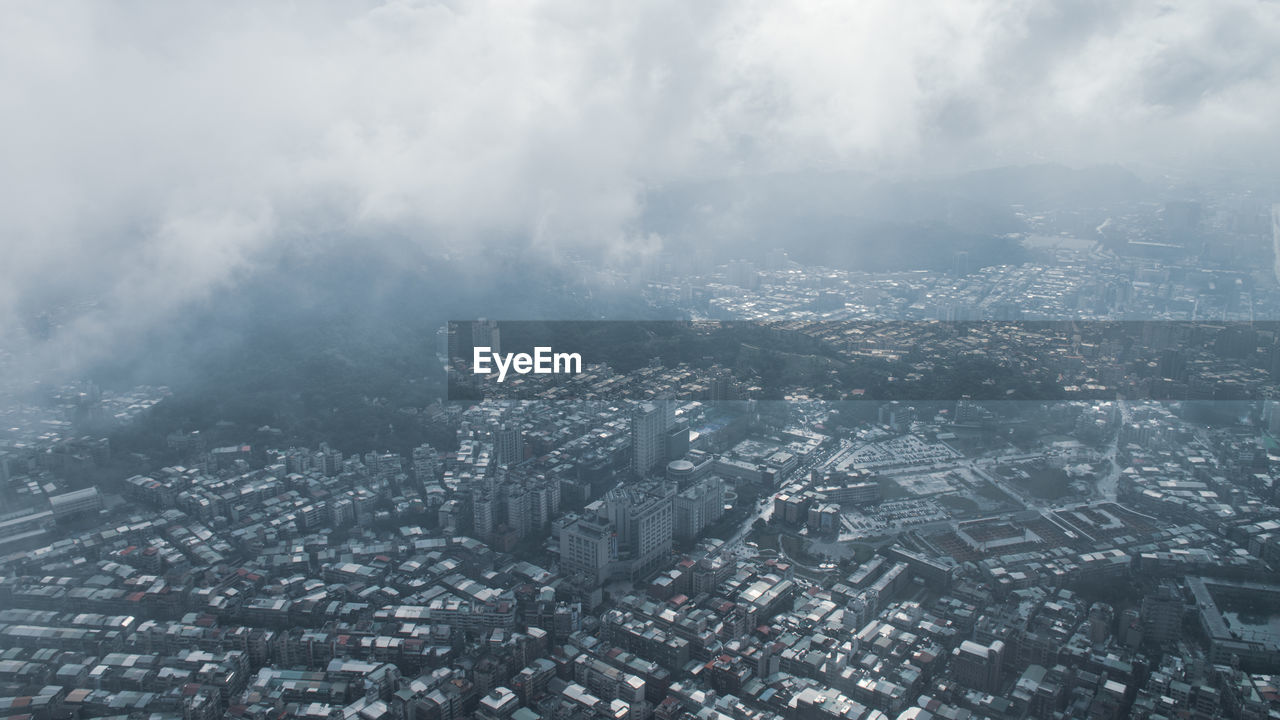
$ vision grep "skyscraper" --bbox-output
[494,423,524,467]
[438,324,457,367]
[655,393,676,433]
[472,488,496,541]
[631,402,665,475]
[472,318,501,356]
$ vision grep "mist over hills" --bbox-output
[18,164,1149,391]
[643,163,1149,271]
[5,162,1157,454]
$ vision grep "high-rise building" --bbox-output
[560,516,615,586]
[438,324,457,367]
[503,484,531,539]
[472,318,501,356]
[601,485,674,581]
[878,401,914,432]
[631,403,665,476]
[529,483,559,530]
[954,397,986,424]
[412,443,440,482]
[709,370,735,401]
[284,447,314,474]
[364,451,403,479]
[494,424,524,467]
[674,476,725,541]
[951,639,1005,693]
[1141,582,1183,646]
[472,488,496,541]
[665,425,691,462]
[315,443,343,476]
[656,394,676,432]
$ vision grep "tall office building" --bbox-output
[1141,582,1183,646]
[438,324,457,366]
[878,401,915,432]
[951,639,1005,693]
[666,425,691,464]
[656,393,676,432]
[472,488,496,541]
[473,318,501,355]
[674,476,726,541]
[560,516,615,586]
[529,483,559,530]
[494,424,524,467]
[503,484,531,539]
[631,403,665,475]
[601,485,674,581]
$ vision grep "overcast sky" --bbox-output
[2,0,1280,380]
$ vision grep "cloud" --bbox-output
[1,0,1278,381]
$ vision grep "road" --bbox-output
[720,438,849,555]
[1095,397,1130,502]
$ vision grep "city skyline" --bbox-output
[5,2,1280,719]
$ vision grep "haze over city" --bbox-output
[4,3,1280,720]
[4,0,1280,382]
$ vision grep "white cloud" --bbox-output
[1,0,1278,378]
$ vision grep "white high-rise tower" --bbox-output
[630,402,664,475]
